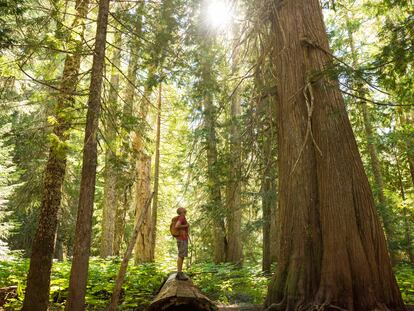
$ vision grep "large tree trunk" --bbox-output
[133,153,152,263]
[265,1,405,310]
[22,0,89,310]
[150,83,162,260]
[65,0,110,308]
[100,30,121,258]
[226,21,243,264]
[133,83,153,263]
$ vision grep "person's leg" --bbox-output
[177,256,184,273]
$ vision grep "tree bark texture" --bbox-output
[150,83,162,260]
[132,82,153,263]
[133,153,152,263]
[65,0,110,308]
[226,20,243,264]
[100,30,122,258]
[22,0,89,309]
[265,1,405,310]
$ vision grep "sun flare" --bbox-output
[206,0,233,29]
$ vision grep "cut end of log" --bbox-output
[146,273,217,311]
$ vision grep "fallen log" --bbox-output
[0,286,17,308]
[146,273,217,311]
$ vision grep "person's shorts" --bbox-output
[177,239,188,258]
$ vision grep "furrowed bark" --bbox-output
[22,0,89,309]
[65,0,110,308]
[265,1,405,310]
[133,84,153,263]
[226,18,243,264]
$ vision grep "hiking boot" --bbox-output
[176,272,189,281]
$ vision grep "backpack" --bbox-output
[170,216,180,237]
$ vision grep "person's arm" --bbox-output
[175,220,189,229]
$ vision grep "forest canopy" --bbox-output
[0,0,413,310]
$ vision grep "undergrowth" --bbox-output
[0,258,413,310]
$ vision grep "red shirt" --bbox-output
[177,215,188,241]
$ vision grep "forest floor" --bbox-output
[0,258,413,310]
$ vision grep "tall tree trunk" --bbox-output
[265,1,405,310]
[395,153,414,264]
[22,0,89,309]
[65,0,110,308]
[255,59,279,273]
[260,95,278,273]
[113,6,144,256]
[100,30,121,258]
[150,83,162,260]
[204,93,227,263]
[346,20,395,261]
[113,187,130,256]
[133,153,152,263]
[398,110,414,188]
[54,223,64,261]
[133,84,153,263]
[226,20,243,264]
[108,193,153,311]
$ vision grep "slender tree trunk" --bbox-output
[113,7,144,256]
[265,1,405,310]
[133,152,152,263]
[398,110,414,188]
[22,0,89,309]
[54,223,64,261]
[261,99,278,273]
[108,193,153,311]
[113,187,130,256]
[255,63,278,273]
[226,20,243,264]
[395,153,414,264]
[204,93,227,263]
[65,0,110,308]
[150,83,162,260]
[346,21,395,261]
[100,30,121,258]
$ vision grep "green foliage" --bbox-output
[0,258,168,310]
[395,263,414,304]
[2,259,414,308]
[188,262,268,305]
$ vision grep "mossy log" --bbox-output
[146,273,217,311]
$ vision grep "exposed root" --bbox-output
[290,79,323,176]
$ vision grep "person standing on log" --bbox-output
[175,207,189,280]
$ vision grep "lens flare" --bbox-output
[206,0,233,29]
